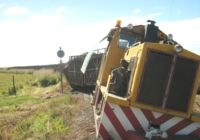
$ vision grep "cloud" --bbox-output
[147,12,163,19]
[119,16,200,54]
[54,6,65,15]
[133,8,141,15]
[159,18,200,54]
[2,6,29,16]
[0,6,112,67]
[0,6,199,67]
[0,10,66,66]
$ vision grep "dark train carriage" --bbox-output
[63,49,104,91]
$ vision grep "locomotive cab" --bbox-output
[90,20,200,140]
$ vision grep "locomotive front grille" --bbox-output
[166,57,198,112]
[137,50,198,113]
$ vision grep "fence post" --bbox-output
[12,75,16,95]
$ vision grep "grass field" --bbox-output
[0,68,77,140]
[0,95,35,107]
[0,70,33,94]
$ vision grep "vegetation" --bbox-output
[5,95,72,140]
[0,69,59,95]
[0,68,74,140]
[0,70,32,94]
[32,69,59,87]
[0,95,35,107]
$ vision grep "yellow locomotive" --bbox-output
[87,20,200,140]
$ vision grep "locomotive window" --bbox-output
[119,32,136,48]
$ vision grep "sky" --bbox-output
[0,0,200,67]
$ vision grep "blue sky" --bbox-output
[2,0,199,22]
[0,0,200,67]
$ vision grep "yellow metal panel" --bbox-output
[98,28,125,86]
[131,101,189,118]
[124,44,143,60]
[128,44,147,102]
[188,65,200,116]
[128,43,200,119]
[106,94,130,106]
[101,42,200,120]
[123,43,200,119]
[100,85,130,107]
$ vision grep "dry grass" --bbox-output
[0,94,72,140]
[0,68,95,140]
[0,71,32,94]
[0,93,95,140]
[33,69,58,79]
[0,68,73,140]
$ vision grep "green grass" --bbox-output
[0,69,61,108]
[0,95,37,107]
[0,69,71,140]
[8,94,72,140]
[32,69,59,87]
[0,69,60,95]
[0,71,33,94]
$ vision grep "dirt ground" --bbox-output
[65,92,96,140]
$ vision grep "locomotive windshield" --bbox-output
[119,31,136,48]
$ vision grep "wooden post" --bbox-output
[12,75,16,95]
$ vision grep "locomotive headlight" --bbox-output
[174,44,183,53]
